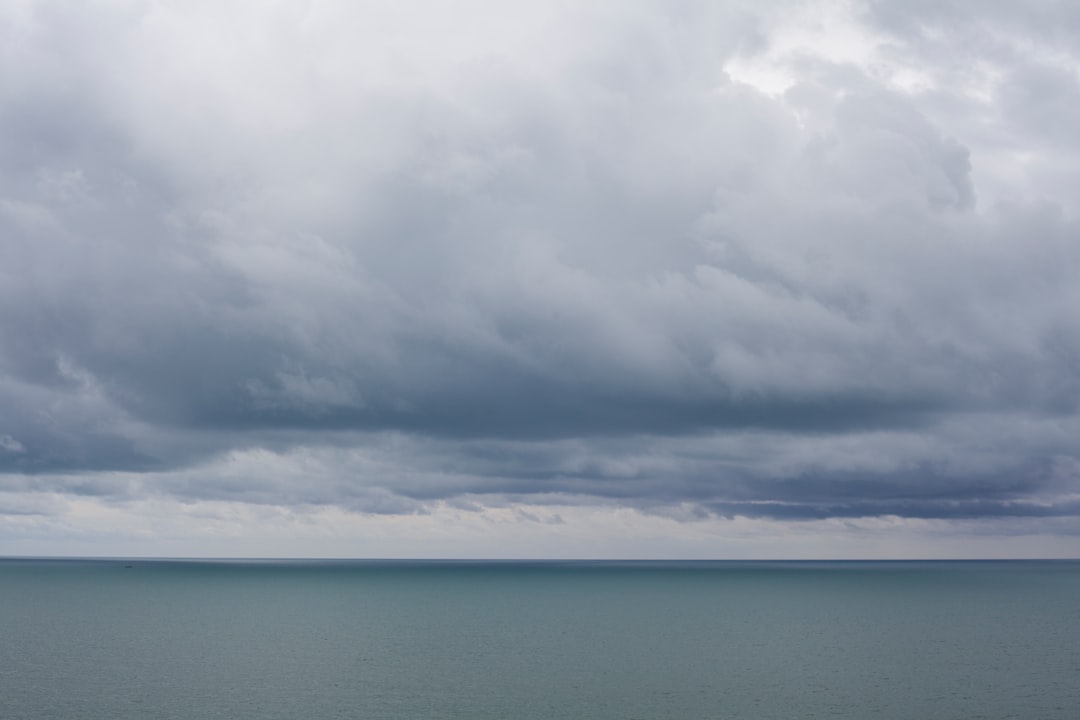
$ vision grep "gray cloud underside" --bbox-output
[2,1,1079,521]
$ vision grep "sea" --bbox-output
[1,559,1077,720]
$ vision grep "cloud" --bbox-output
[1,0,1079,551]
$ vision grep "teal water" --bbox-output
[1,560,1078,719]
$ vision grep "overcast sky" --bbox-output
[2,0,1079,558]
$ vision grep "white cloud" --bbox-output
[1,0,1079,556]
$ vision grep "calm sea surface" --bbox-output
[1,559,1078,719]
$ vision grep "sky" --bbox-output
[1,0,1079,558]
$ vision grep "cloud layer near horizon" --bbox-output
[2,1,1080,552]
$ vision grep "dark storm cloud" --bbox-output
[1,1,1079,522]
